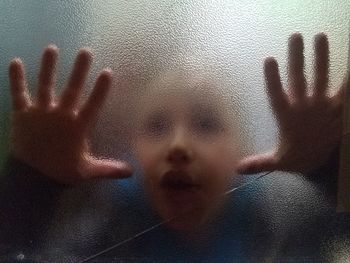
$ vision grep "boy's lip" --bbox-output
[160,169,200,191]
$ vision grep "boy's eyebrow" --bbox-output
[191,102,218,112]
[146,107,171,117]
[138,109,172,126]
[190,103,226,119]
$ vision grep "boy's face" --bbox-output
[133,80,239,232]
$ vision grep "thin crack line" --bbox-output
[78,170,274,263]
[222,171,273,196]
[78,219,173,263]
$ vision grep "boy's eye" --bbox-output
[193,115,223,135]
[142,114,170,137]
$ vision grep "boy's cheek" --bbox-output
[133,139,158,169]
[133,139,165,192]
[201,142,239,172]
[201,146,239,194]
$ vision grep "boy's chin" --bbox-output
[157,202,215,233]
[165,214,208,233]
[149,190,226,233]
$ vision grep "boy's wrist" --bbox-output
[2,154,70,190]
[305,146,340,202]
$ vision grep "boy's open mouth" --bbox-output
[160,170,200,191]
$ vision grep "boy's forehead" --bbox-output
[140,74,230,113]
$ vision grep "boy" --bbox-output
[0,33,348,262]
[132,69,244,232]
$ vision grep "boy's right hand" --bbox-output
[8,45,132,184]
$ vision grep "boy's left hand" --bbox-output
[237,33,348,174]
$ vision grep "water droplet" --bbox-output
[16,253,25,260]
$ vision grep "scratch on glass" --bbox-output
[78,170,274,263]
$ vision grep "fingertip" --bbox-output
[289,32,303,42]
[44,44,59,57]
[264,57,278,69]
[288,32,304,51]
[115,161,134,178]
[264,57,280,81]
[9,57,23,69]
[99,161,134,179]
[97,69,113,86]
[237,152,278,175]
[314,32,328,42]
[110,159,134,178]
[103,67,113,74]
[77,47,93,60]
[40,45,59,72]
[72,48,93,71]
[46,43,59,51]
[9,58,24,78]
[236,158,256,174]
[101,67,113,77]
[314,32,329,49]
[83,156,134,180]
[8,57,30,110]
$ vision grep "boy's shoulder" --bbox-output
[243,171,350,260]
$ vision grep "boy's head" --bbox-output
[132,69,244,232]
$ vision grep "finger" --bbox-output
[82,155,133,180]
[313,33,329,97]
[237,152,278,174]
[8,58,31,111]
[334,74,349,106]
[37,44,59,108]
[264,57,289,117]
[78,69,112,131]
[60,48,92,111]
[342,73,350,98]
[288,33,307,99]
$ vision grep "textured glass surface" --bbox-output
[1,1,349,161]
[0,0,349,262]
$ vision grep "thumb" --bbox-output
[335,74,349,102]
[237,151,278,174]
[81,155,133,180]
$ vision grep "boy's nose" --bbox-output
[167,147,193,165]
[166,127,193,165]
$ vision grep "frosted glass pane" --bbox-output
[0,0,349,262]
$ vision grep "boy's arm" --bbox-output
[306,147,339,201]
[0,156,66,251]
[0,45,133,256]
